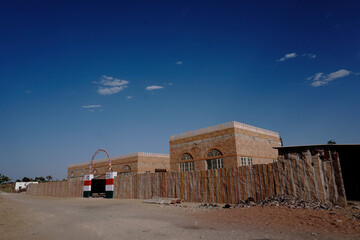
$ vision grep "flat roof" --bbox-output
[68,152,169,168]
[170,121,279,141]
[275,144,360,149]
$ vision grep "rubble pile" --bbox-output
[232,195,333,210]
[198,195,337,210]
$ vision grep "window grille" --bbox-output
[248,157,253,166]
[206,149,224,170]
[180,153,194,172]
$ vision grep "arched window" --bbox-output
[179,153,194,172]
[92,169,98,175]
[81,171,85,176]
[122,165,132,176]
[206,149,224,170]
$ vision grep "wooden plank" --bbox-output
[313,155,326,202]
[331,151,346,206]
[291,158,301,198]
[273,162,281,195]
[260,164,267,199]
[263,164,269,198]
[247,166,252,200]
[267,164,274,197]
[284,159,293,196]
[254,165,261,201]
[325,160,336,204]
[243,166,249,200]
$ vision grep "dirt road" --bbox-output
[0,192,359,240]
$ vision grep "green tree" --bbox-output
[327,140,336,144]
[46,175,53,182]
[0,174,11,184]
[34,176,45,182]
[22,177,32,182]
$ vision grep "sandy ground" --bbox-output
[0,192,359,240]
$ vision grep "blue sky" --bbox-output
[1,0,359,180]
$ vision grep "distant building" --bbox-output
[68,152,170,179]
[170,121,282,172]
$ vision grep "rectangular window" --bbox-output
[207,158,224,170]
[241,157,247,166]
[180,162,194,172]
[248,157,253,166]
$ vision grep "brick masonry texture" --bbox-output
[170,122,282,172]
[67,153,170,179]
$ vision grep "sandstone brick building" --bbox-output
[68,152,170,179]
[170,121,282,172]
[68,121,281,178]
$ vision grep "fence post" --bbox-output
[83,174,94,197]
[105,172,117,198]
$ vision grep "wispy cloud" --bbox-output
[303,53,316,59]
[82,105,102,109]
[98,87,125,95]
[94,75,129,95]
[175,61,183,65]
[146,85,164,91]
[25,90,31,94]
[126,96,132,100]
[277,53,297,62]
[277,52,317,62]
[307,69,351,87]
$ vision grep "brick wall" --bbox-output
[170,121,282,171]
[67,152,170,179]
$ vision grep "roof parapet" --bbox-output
[68,152,169,168]
[170,121,279,141]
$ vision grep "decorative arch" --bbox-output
[205,148,224,170]
[121,165,132,175]
[123,165,131,171]
[205,148,223,158]
[90,148,112,173]
[180,153,194,161]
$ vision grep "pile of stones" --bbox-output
[236,195,332,210]
[218,195,335,210]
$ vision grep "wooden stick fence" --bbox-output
[26,178,83,198]
[27,153,346,206]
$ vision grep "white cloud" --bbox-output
[126,96,132,100]
[82,105,102,109]
[98,86,125,95]
[175,61,183,65]
[303,53,316,59]
[277,52,297,62]
[146,85,164,91]
[307,69,351,87]
[25,90,31,94]
[97,75,129,86]
[277,52,317,62]
[94,75,129,95]
[168,83,173,86]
